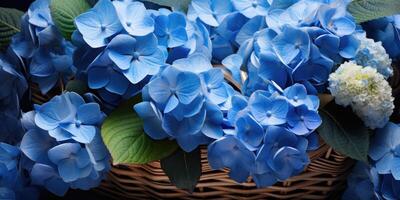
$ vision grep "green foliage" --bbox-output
[317,102,370,162]
[0,7,23,50]
[101,98,178,165]
[143,0,191,12]
[65,80,88,95]
[161,148,201,192]
[348,0,400,23]
[50,0,91,40]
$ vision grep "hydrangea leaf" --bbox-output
[0,7,23,49]
[101,97,178,165]
[348,0,400,23]
[317,102,369,162]
[50,0,91,40]
[143,0,191,12]
[160,148,201,192]
[86,0,98,7]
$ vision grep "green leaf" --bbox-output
[143,0,191,12]
[50,0,91,40]
[65,80,88,95]
[101,98,178,165]
[317,102,370,162]
[0,7,23,50]
[348,0,400,23]
[161,148,201,192]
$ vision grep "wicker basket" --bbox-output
[95,140,353,200]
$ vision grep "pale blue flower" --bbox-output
[75,0,123,48]
[154,12,188,48]
[249,91,289,126]
[318,3,356,37]
[34,92,105,144]
[369,122,400,179]
[113,1,154,36]
[286,105,321,136]
[188,0,234,27]
[107,34,166,84]
[232,0,270,18]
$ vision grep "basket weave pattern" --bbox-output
[96,141,353,200]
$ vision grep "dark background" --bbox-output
[1,0,108,199]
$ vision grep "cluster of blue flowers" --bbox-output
[207,83,320,186]
[135,54,235,152]
[10,0,76,94]
[20,92,110,196]
[363,15,400,59]
[73,0,211,106]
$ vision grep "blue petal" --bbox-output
[176,72,201,104]
[134,102,169,140]
[77,103,103,125]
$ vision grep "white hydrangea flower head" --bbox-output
[354,32,393,78]
[328,62,394,129]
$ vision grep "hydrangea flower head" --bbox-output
[353,32,393,78]
[34,92,106,144]
[107,34,166,84]
[75,0,123,48]
[21,102,110,196]
[328,62,394,129]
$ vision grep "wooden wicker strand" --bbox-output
[96,140,353,200]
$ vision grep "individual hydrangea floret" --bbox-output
[328,62,394,129]
[188,0,234,27]
[153,11,189,48]
[75,0,123,48]
[232,0,270,18]
[353,32,393,79]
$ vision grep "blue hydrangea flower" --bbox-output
[249,91,289,126]
[188,0,234,27]
[287,105,321,136]
[107,34,166,84]
[112,1,154,36]
[235,112,264,150]
[154,11,188,48]
[75,0,123,48]
[255,126,309,180]
[208,135,256,183]
[21,107,110,196]
[342,162,378,200]
[34,92,106,144]
[232,0,270,18]
[283,83,319,109]
[318,3,356,37]
[369,122,400,180]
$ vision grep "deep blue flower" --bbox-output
[235,112,264,149]
[257,52,289,88]
[249,91,289,126]
[227,94,248,125]
[112,1,154,37]
[208,135,256,183]
[107,34,166,84]
[363,15,400,58]
[188,0,234,27]
[369,122,400,180]
[30,163,69,196]
[28,0,53,29]
[255,126,308,180]
[199,68,230,105]
[134,101,168,140]
[75,0,122,48]
[34,92,106,144]
[154,12,188,48]
[342,162,378,200]
[286,105,321,136]
[232,0,270,18]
